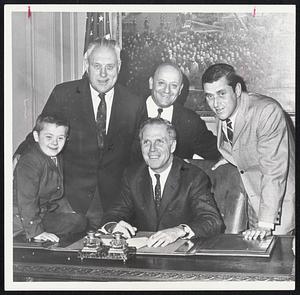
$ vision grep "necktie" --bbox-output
[96,93,106,149]
[154,174,162,210]
[51,156,57,166]
[226,118,233,145]
[157,108,163,118]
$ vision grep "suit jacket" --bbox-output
[172,103,220,160]
[146,101,220,160]
[16,76,147,213]
[217,92,295,234]
[101,157,224,237]
[13,143,71,239]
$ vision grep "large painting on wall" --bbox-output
[119,12,295,116]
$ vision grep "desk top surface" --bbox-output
[13,236,295,281]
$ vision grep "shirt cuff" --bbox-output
[179,224,195,239]
[258,221,274,230]
[100,222,117,234]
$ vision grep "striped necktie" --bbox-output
[226,118,233,145]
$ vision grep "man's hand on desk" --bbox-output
[112,220,137,239]
[242,227,272,240]
[147,226,186,248]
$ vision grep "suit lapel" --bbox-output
[77,76,97,132]
[106,84,120,142]
[232,93,249,146]
[137,166,158,227]
[157,158,181,220]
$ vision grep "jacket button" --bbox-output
[240,170,244,174]
[30,221,33,225]
[57,186,60,190]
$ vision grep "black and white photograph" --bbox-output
[5,4,295,291]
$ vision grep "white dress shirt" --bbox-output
[90,85,114,133]
[148,163,172,196]
[221,109,238,142]
[146,96,173,122]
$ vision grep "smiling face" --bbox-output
[204,76,241,121]
[33,123,68,157]
[86,46,120,94]
[140,123,176,173]
[149,65,183,108]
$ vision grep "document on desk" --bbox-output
[187,234,277,257]
[133,233,276,257]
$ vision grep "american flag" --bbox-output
[84,12,111,53]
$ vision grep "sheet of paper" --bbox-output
[127,237,149,249]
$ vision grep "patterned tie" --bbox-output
[226,118,233,145]
[154,174,162,210]
[157,108,163,118]
[96,93,106,149]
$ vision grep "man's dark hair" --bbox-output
[202,63,247,92]
[33,113,69,134]
[139,117,176,141]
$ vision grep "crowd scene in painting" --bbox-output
[121,22,273,98]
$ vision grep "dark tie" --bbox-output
[96,93,106,149]
[154,174,162,210]
[51,156,57,166]
[157,108,163,118]
[226,118,233,145]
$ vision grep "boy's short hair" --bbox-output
[33,113,69,134]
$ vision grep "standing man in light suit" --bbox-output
[202,63,295,240]
[14,38,147,229]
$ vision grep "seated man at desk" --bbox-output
[100,118,224,247]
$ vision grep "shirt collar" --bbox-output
[146,96,173,122]
[148,160,173,192]
[90,84,114,103]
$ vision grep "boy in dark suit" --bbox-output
[13,114,87,242]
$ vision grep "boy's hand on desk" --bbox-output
[113,220,137,239]
[34,232,60,243]
[147,226,184,248]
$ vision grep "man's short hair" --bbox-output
[84,38,121,64]
[152,62,183,85]
[139,117,177,141]
[33,113,69,134]
[201,63,247,92]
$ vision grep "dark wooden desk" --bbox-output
[13,236,295,281]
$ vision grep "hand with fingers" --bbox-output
[112,220,137,239]
[242,227,272,240]
[147,226,186,248]
[211,157,229,171]
[34,231,60,243]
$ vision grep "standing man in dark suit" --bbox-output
[101,118,224,247]
[14,38,147,229]
[146,62,220,160]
